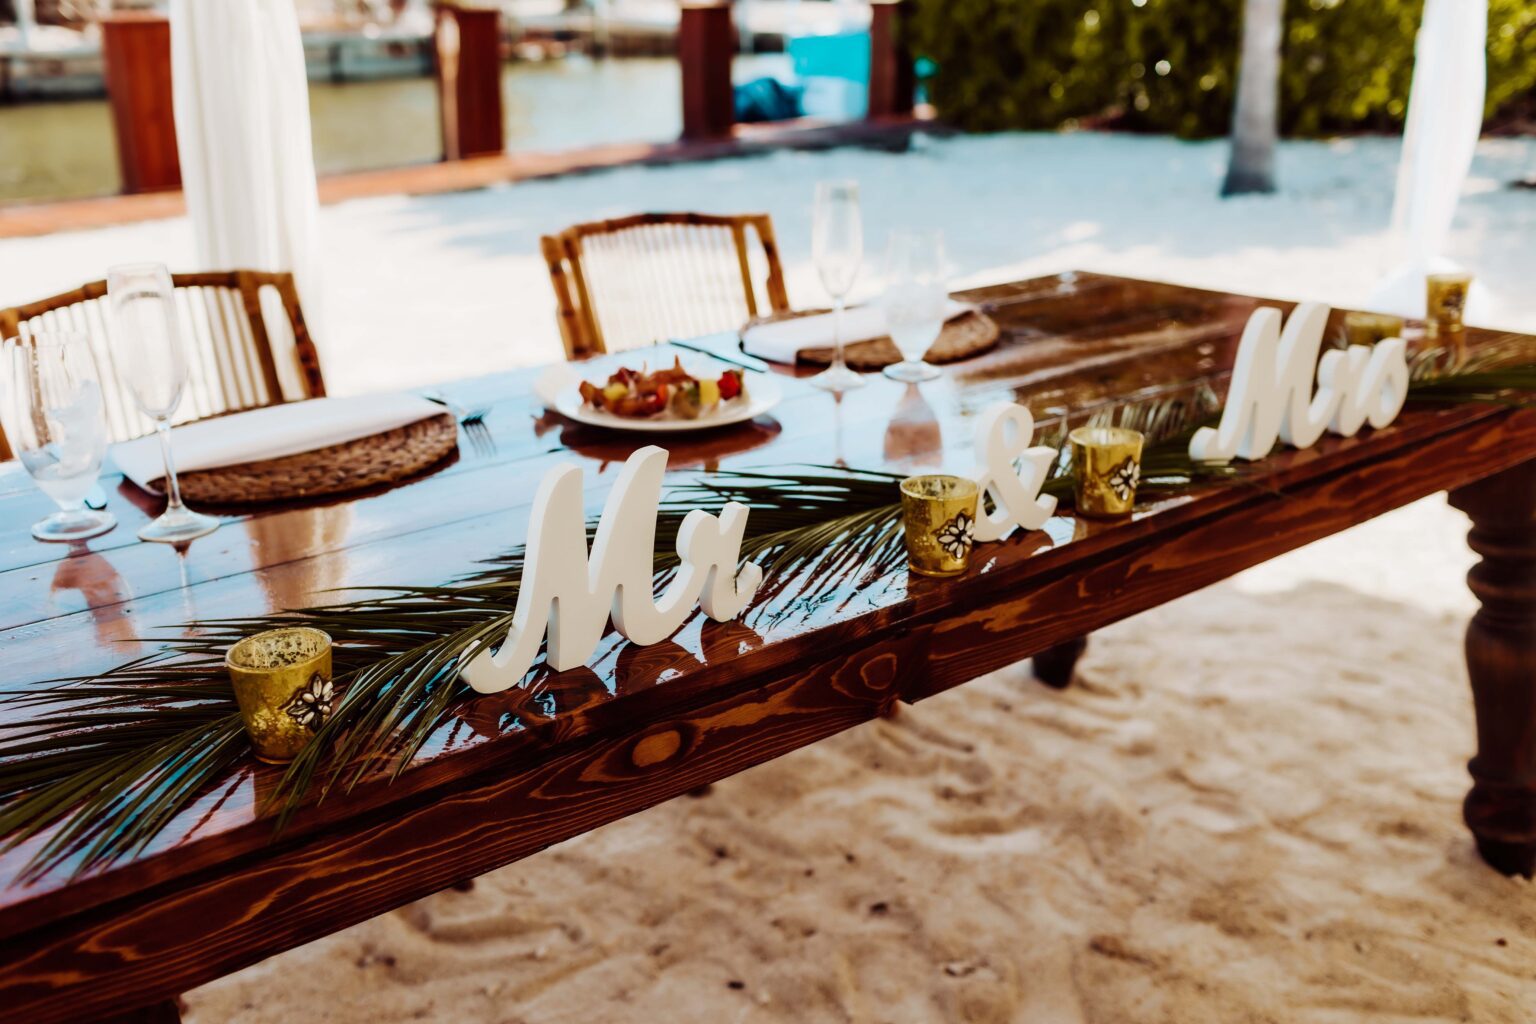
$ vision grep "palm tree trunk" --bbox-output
[1222,0,1283,196]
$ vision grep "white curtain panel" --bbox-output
[14,0,35,47]
[1367,0,1490,321]
[171,0,324,392]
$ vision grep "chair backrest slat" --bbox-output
[0,269,325,460]
[541,212,791,360]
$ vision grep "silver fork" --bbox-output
[424,393,495,459]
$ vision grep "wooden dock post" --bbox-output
[100,13,181,194]
[679,1,734,140]
[867,0,915,120]
[436,4,505,160]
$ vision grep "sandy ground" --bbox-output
[4,132,1533,1019]
[184,497,1536,1023]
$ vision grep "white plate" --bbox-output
[535,361,781,433]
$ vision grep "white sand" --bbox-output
[5,131,1532,1018]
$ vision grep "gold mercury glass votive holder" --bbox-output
[1070,426,1145,519]
[1426,272,1472,343]
[900,474,980,578]
[226,627,335,763]
[1342,311,1405,348]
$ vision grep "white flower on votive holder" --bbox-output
[933,510,976,560]
[1109,457,1141,503]
[284,674,335,731]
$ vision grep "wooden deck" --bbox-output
[0,114,940,241]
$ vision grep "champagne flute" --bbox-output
[811,180,866,392]
[880,229,948,383]
[2,333,117,542]
[107,263,219,544]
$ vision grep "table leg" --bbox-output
[1449,460,1536,878]
[1033,636,1088,689]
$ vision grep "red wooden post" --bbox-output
[679,1,734,140]
[100,13,181,194]
[867,0,914,120]
[436,4,505,160]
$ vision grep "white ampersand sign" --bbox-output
[969,403,1059,542]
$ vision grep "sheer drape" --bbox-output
[170,0,323,392]
[1367,0,1490,321]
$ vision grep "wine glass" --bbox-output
[880,229,948,383]
[811,180,866,392]
[2,332,117,542]
[107,262,219,544]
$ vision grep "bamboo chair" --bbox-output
[542,212,791,359]
[0,270,325,461]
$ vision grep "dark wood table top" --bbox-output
[2,272,1533,1021]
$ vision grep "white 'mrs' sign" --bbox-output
[1189,302,1410,464]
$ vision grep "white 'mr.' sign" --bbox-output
[460,446,762,693]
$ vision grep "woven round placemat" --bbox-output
[152,411,459,506]
[749,308,1001,370]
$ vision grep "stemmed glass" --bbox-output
[880,229,948,383]
[810,179,866,392]
[107,262,219,544]
[2,333,117,542]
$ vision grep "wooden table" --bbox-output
[1,274,1532,1023]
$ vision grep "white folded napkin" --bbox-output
[111,394,445,492]
[741,300,973,364]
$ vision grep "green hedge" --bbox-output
[906,0,1536,138]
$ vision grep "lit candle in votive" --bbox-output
[227,627,335,763]
[1070,426,1145,519]
[1342,311,1405,347]
[900,475,979,578]
[1426,272,1472,344]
